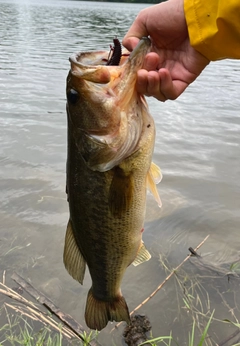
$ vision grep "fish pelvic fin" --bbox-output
[132,241,151,266]
[63,220,86,284]
[147,162,162,208]
[85,288,130,331]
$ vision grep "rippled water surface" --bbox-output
[1,0,240,344]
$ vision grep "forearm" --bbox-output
[184,0,240,60]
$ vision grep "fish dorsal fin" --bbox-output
[63,220,86,284]
[109,166,134,218]
[132,241,151,266]
[147,162,162,208]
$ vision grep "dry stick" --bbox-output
[11,273,102,346]
[5,302,74,340]
[2,270,6,285]
[130,235,210,315]
[1,284,76,340]
[5,303,39,322]
[11,273,84,337]
[114,235,210,330]
[0,286,41,311]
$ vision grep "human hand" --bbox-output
[123,0,210,101]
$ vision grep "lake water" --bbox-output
[1,0,240,345]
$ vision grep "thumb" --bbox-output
[122,36,140,52]
[122,13,148,51]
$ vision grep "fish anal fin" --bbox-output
[132,241,151,266]
[85,288,130,330]
[147,162,162,208]
[109,167,134,218]
[63,220,86,284]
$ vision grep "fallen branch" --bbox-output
[130,235,210,316]
[1,282,76,341]
[113,235,210,331]
[217,327,240,346]
[11,273,88,340]
[0,273,101,346]
[4,302,74,340]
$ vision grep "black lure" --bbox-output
[106,38,122,66]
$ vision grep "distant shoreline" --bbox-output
[71,0,166,3]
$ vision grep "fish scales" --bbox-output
[64,38,162,331]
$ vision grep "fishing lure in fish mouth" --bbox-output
[102,37,130,66]
[106,37,122,66]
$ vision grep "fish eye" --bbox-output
[67,89,79,104]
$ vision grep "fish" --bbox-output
[64,37,162,331]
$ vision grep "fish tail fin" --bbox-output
[85,288,130,330]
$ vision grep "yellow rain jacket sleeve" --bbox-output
[184,0,240,61]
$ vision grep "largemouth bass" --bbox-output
[64,37,162,331]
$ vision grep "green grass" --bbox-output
[0,319,63,346]
[0,309,98,346]
[138,311,214,346]
[1,302,240,346]
[0,323,97,346]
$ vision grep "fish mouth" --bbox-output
[70,37,151,67]
[69,37,151,84]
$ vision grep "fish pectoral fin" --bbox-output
[147,162,162,208]
[150,162,163,184]
[109,167,134,218]
[85,288,130,331]
[63,220,86,284]
[79,132,115,171]
[132,241,151,266]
